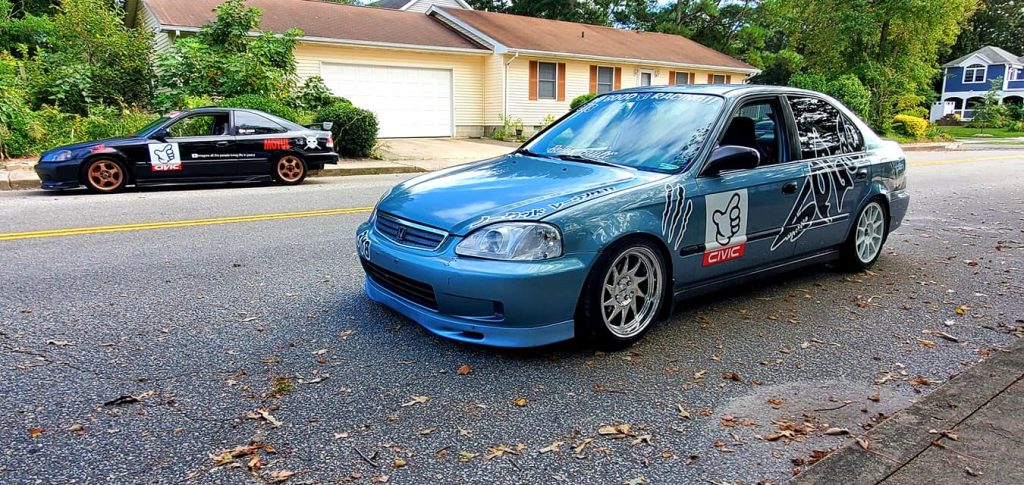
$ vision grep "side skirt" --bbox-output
[672,249,841,302]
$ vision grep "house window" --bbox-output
[1011,67,1023,81]
[538,62,557,100]
[596,66,614,94]
[674,72,691,85]
[712,74,728,84]
[963,64,986,83]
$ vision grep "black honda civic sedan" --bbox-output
[34,107,339,193]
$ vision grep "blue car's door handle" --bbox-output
[782,182,798,194]
[855,169,869,180]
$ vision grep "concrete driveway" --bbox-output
[379,138,518,169]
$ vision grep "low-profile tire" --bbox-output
[82,158,128,193]
[273,154,307,185]
[839,199,888,271]
[577,239,668,350]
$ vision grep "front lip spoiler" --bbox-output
[363,277,575,348]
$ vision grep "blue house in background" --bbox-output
[933,46,1024,121]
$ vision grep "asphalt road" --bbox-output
[1,150,1021,484]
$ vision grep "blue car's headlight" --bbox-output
[456,222,562,261]
[41,150,74,162]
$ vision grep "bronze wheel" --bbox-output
[275,155,306,185]
[84,158,127,193]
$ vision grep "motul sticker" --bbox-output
[148,143,181,172]
[264,138,290,150]
[703,189,748,266]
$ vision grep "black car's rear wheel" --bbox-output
[578,239,667,350]
[274,155,307,185]
[83,158,127,193]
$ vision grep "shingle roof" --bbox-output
[143,0,486,51]
[372,0,410,9]
[943,46,1022,67]
[435,7,755,71]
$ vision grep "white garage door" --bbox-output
[321,63,452,138]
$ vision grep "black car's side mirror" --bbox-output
[150,128,170,141]
[703,145,760,176]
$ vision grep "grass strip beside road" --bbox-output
[0,206,373,242]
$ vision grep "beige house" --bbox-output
[133,0,758,138]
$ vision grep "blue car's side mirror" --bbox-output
[703,145,760,176]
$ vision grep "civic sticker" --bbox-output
[703,189,747,266]
[148,143,181,172]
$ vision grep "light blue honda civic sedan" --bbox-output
[356,85,908,349]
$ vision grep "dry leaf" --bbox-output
[457,451,478,462]
[418,427,437,435]
[401,395,430,407]
[339,329,354,339]
[334,432,350,439]
[392,459,406,468]
[598,423,634,438]
[767,398,784,409]
[868,393,881,402]
[457,364,472,375]
[856,436,870,450]
[247,409,282,427]
[824,427,850,435]
[722,372,742,382]
[965,466,983,477]
[539,440,564,453]
[512,397,528,407]
[918,339,935,349]
[28,427,43,438]
[47,339,73,347]
[677,404,692,420]
[630,434,652,446]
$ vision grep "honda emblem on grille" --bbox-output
[395,226,408,241]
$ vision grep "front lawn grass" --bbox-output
[935,126,1024,139]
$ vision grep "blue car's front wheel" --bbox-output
[578,239,667,349]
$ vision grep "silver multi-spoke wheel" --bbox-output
[601,247,663,338]
[854,202,885,263]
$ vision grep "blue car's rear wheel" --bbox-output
[840,200,887,271]
[579,240,666,349]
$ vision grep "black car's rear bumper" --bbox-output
[305,152,339,170]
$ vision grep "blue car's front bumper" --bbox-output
[357,220,595,348]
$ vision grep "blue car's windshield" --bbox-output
[524,92,723,172]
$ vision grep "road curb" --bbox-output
[792,340,1024,485]
[899,142,962,151]
[8,170,39,190]
[0,170,11,190]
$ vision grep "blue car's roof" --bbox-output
[612,84,819,98]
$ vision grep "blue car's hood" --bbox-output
[377,154,667,235]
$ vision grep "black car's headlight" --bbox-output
[40,150,73,162]
[456,222,562,261]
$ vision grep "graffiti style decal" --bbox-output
[148,143,181,172]
[703,190,748,266]
[264,138,290,151]
[304,136,320,150]
[469,208,547,229]
[661,184,694,251]
[357,230,371,261]
[549,187,616,210]
[771,156,858,250]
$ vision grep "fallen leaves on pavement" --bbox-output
[247,409,282,427]
[401,395,429,407]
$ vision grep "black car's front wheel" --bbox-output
[578,239,667,350]
[83,158,127,193]
[273,155,307,185]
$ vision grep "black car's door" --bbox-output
[232,111,291,177]
[135,111,237,183]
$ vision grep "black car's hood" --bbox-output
[46,136,148,154]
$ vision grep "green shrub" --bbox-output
[892,114,928,139]
[570,93,596,109]
[315,101,378,158]
[217,94,302,122]
[898,107,929,119]
[288,76,347,112]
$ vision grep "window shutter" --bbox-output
[529,61,538,100]
[589,65,597,94]
[557,62,566,101]
[707,73,714,84]
[668,71,676,85]
[689,72,696,84]
[726,75,732,84]
[613,67,622,90]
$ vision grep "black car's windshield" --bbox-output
[134,116,173,137]
[524,92,723,172]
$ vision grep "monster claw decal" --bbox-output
[661,184,694,251]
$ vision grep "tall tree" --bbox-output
[946,0,1024,60]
